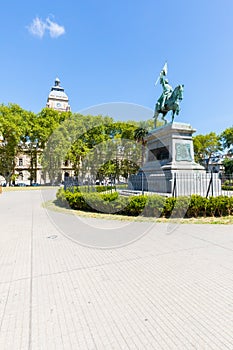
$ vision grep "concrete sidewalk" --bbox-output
[0,190,233,349]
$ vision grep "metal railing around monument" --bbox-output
[128,172,233,198]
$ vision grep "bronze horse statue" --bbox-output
[154,84,184,128]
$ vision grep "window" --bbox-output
[19,158,23,166]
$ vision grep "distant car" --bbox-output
[17,183,27,187]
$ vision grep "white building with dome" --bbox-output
[46,78,71,111]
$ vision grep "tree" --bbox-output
[221,127,233,177]
[193,132,222,171]
[42,114,115,183]
[0,104,33,185]
[67,114,114,181]
[63,118,140,182]
[33,108,72,183]
[222,158,233,175]
[0,103,154,185]
[221,126,233,152]
[134,125,149,166]
[32,108,71,148]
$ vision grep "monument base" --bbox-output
[143,121,205,174]
[129,122,221,196]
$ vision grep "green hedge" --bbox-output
[65,184,127,193]
[65,185,114,193]
[222,185,233,191]
[222,179,233,191]
[56,189,233,218]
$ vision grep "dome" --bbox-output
[48,77,69,101]
[48,89,68,100]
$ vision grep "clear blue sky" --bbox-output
[0,0,233,135]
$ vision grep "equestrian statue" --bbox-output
[154,63,184,128]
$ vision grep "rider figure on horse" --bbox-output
[159,68,173,110]
[154,63,184,128]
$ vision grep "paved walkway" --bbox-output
[0,190,233,349]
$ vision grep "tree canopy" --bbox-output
[0,103,153,184]
[193,132,222,170]
[222,158,233,175]
[44,116,144,184]
[1,101,233,185]
[221,126,233,152]
[0,104,35,184]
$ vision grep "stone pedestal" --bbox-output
[129,122,222,196]
[128,122,221,196]
[143,122,205,177]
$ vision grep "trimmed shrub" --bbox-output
[186,195,208,218]
[222,179,233,191]
[162,197,176,218]
[56,188,69,207]
[56,188,233,218]
[86,192,118,214]
[100,192,119,201]
[206,196,231,217]
[124,195,148,216]
[222,185,233,191]
[206,196,219,217]
[67,192,92,211]
[96,185,115,192]
[171,196,190,218]
[144,195,166,217]
[226,196,233,216]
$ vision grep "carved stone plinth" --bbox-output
[143,122,205,176]
[129,122,222,195]
[129,122,217,195]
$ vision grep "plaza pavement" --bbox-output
[0,189,233,349]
